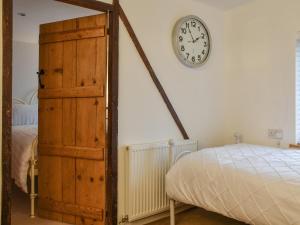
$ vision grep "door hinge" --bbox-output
[119,215,129,224]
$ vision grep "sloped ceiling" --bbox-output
[195,0,252,10]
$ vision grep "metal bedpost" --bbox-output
[30,138,38,218]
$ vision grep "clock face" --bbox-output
[173,15,211,67]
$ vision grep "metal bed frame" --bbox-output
[168,140,194,225]
[29,137,38,218]
[13,90,38,218]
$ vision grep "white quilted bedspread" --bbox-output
[12,125,38,193]
[166,144,300,225]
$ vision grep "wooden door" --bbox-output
[37,14,107,225]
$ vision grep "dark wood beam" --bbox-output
[55,0,114,12]
[118,3,189,140]
[106,1,119,225]
[2,0,13,224]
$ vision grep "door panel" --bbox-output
[63,41,77,88]
[39,99,62,145]
[77,39,97,87]
[76,98,105,148]
[62,158,76,224]
[46,42,63,89]
[38,14,107,225]
[62,98,77,146]
[76,160,105,208]
[77,15,106,29]
[39,156,62,202]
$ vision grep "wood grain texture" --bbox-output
[118,3,189,140]
[39,198,103,220]
[38,14,107,224]
[76,160,105,208]
[40,27,105,44]
[38,86,104,99]
[2,0,13,224]
[39,146,104,160]
[106,2,119,225]
[62,158,76,223]
[289,144,300,149]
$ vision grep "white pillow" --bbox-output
[12,103,38,126]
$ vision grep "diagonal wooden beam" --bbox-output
[118,3,189,140]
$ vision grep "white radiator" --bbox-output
[125,139,198,222]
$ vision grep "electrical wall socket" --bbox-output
[268,129,283,140]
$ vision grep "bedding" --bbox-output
[12,125,38,193]
[12,103,38,126]
[166,144,300,225]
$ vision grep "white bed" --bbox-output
[12,92,39,218]
[12,124,37,193]
[166,144,300,225]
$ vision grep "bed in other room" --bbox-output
[12,92,38,217]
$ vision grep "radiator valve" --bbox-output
[119,215,129,224]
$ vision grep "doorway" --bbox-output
[2,0,119,225]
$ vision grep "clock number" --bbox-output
[202,50,206,55]
[198,55,201,61]
[198,26,201,31]
[201,33,205,39]
[181,45,185,51]
[186,22,190,28]
[204,41,208,47]
[192,56,195,62]
[179,36,183,42]
[191,21,196,27]
[181,28,187,34]
[186,53,190,59]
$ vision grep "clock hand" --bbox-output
[194,37,200,42]
[188,27,195,43]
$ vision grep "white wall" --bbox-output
[118,0,226,147]
[12,41,39,100]
[224,0,300,147]
[117,0,226,220]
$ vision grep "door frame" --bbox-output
[1,0,119,224]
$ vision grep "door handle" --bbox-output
[37,69,45,89]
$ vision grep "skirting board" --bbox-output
[125,204,194,225]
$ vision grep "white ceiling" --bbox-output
[13,0,100,43]
[195,0,252,10]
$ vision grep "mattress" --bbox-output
[12,125,38,193]
[166,144,300,225]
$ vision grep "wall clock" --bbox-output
[173,15,211,67]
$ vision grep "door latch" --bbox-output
[37,69,45,89]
